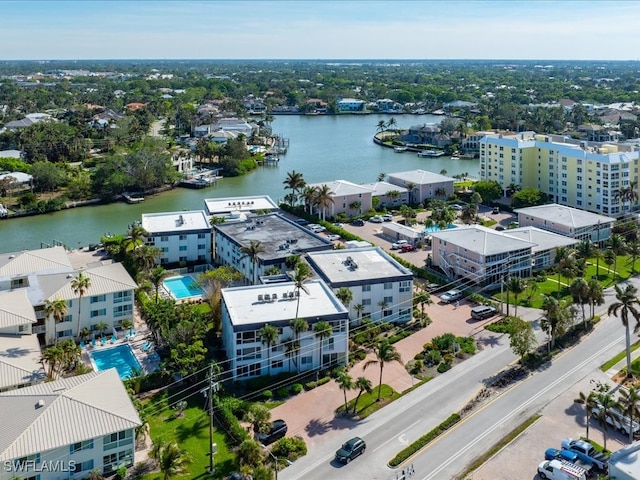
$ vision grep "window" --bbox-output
[62,314,72,323]
[18,324,28,332]
[237,331,257,344]
[362,285,371,292]
[10,277,27,289]
[198,244,206,250]
[301,356,313,365]
[113,291,132,303]
[113,304,132,318]
[90,309,106,318]
[103,450,132,473]
[179,256,187,262]
[362,299,371,306]
[90,294,106,303]
[70,440,94,453]
[384,296,393,304]
[236,346,261,361]
[160,236,169,242]
[103,430,133,451]
[179,235,187,241]
[384,282,392,290]
[399,281,411,293]
[179,246,188,251]
[198,233,206,239]
[75,460,94,473]
[271,360,283,369]
[323,337,335,351]
[57,329,72,338]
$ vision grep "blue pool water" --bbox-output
[90,344,142,379]
[163,275,204,299]
[424,224,458,233]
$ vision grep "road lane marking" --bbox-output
[373,419,421,453]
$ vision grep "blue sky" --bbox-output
[3,1,640,60]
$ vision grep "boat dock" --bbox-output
[177,168,222,189]
[122,192,145,204]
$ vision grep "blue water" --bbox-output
[424,224,457,233]
[90,344,141,379]
[163,275,203,299]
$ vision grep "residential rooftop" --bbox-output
[388,169,455,184]
[141,210,211,234]
[307,179,373,196]
[504,226,579,253]
[430,225,536,256]
[221,279,347,327]
[359,181,408,196]
[204,195,279,215]
[214,214,333,261]
[306,246,412,286]
[515,204,616,228]
[0,246,72,278]
[0,332,44,392]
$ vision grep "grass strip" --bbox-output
[600,340,640,371]
[456,414,541,480]
[388,413,460,467]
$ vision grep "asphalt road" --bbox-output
[281,278,633,480]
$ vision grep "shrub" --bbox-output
[432,333,456,353]
[214,397,250,447]
[458,337,477,355]
[424,349,442,366]
[262,390,273,400]
[290,383,303,395]
[409,360,424,375]
[304,381,317,391]
[414,352,425,361]
[317,377,331,387]
[272,436,308,461]
[389,413,460,466]
[443,353,455,364]
[275,387,289,399]
[437,363,451,373]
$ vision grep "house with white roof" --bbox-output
[515,204,616,245]
[500,226,580,270]
[0,150,23,159]
[307,180,373,217]
[306,247,414,324]
[608,441,640,480]
[387,170,455,204]
[214,214,333,284]
[142,210,212,265]
[360,181,409,208]
[204,195,279,223]
[0,369,142,480]
[337,98,365,112]
[221,280,349,379]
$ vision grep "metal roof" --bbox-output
[388,169,455,185]
[0,290,36,329]
[0,246,72,278]
[0,369,141,461]
[515,204,616,228]
[42,262,137,301]
[430,225,536,256]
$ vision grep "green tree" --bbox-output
[608,284,640,380]
[283,170,306,206]
[594,392,616,452]
[95,321,109,339]
[123,225,148,252]
[258,324,279,376]
[508,316,536,361]
[314,184,335,221]
[71,272,91,339]
[352,376,373,414]
[627,240,640,273]
[574,390,597,441]
[335,369,354,414]
[569,277,589,326]
[237,439,263,469]
[291,262,313,318]
[289,318,308,373]
[41,345,64,379]
[363,340,401,401]
[540,296,571,351]
[313,320,333,369]
[148,267,169,304]
[166,340,208,379]
[506,277,526,318]
[149,441,190,480]
[44,297,68,343]
[511,188,548,209]
[586,278,605,320]
[244,404,272,436]
[471,180,502,203]
[240,240,266,285]
[618,386,640,443]
[335,287,353,309]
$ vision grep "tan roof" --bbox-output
[43,262,137,301]
[0,290,36,329]
[0,246,72,277]
[0,369,141,461]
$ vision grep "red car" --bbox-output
[401,244,417,252]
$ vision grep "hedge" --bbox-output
[214,397,251,447]
[388,413,461,466]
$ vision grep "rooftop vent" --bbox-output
[258,294,263,302]
[36,399,45,409]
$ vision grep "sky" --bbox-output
[3,0,640,61]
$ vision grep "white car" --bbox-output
[307,224,326,233]
[450,204,463,211]
[382,214,393,222]
[440,289,463,303]
[391,240,408,250]
[326,234,341,241]
[369,216,384,223]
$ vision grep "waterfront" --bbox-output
[0,114,479,253]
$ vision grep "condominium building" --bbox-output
[220,280,349,379]
[307,180,373,217]
[387,170,455,204]
[305,247,414,324]
[479,131,640,216]
[141,210,212,265]
[203,195,279,222]
[359,181,409,208]
[0,369,142,480]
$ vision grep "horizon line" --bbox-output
[2,58,640,63]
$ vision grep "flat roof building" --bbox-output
[204,195,279,220]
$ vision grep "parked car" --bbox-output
[401,244,417,252]
[440,289,463,303]
[470,305,497,320]
[326,234,341,241]
[369,216,384,223]
[450,204,463,211]
[294,218,309,226]
[307,224,326,233]
[492,206,500,214]
[257,419,288,446]
[545,448,579,463]
[382,214,393,222]
[495,225,506,231]
[351,219,365,226]
[391,240,408,249]
[335,437,366,463]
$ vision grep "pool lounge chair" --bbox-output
[91,338,97,348]
[111,334,117,344]
[126,331,137,341]
[140,341,153,352]
[80,340,86,350]
[148,353,160,362]
[101,337,107,346]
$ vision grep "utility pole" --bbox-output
[208,363,215,474]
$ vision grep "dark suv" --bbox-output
[471,305,497,320]
[335,437,366,463]
[351,219,365,226]
[257,419,287,446]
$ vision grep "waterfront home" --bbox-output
[306,247,413,324]
[0,369,142,480]
[221,279,349,379]
[307,180,373,217]
[359,181,409,208]
[204,195,279,222]
[213,214,333,284]
[337,98,365,112]
[387,170,455,204]
[514,204,616,245]
[141,210,212,266]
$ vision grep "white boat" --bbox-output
[417,150,445,158]
[0,203,7,218]
[394,146,408,153]
[451,152,460,159]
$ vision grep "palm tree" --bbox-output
[353,304,364,324]
[301,185,317,214]
[352,376,373,414]
[335,287,353,309]
[627,240,640,273]
[148,266,169,304]
[607,233,627,279]
[314,184,334,221]
[608,284,640,380]
[507,277,526,318]
[386,117,398,133]
[289,318,308,373]
[574,390,597,441]
[618,386,640,443]
[364,340,402,401]
[283,337,298,372]
[604,248,617,281]
[586,279,604,320]
[574,240,595,260]
[541,295,570,351]
[291,262,313,318]
[71,272,91,340]
[41,345,64,379]
[244,404,271,436]
[349,201,362,215]
[121,318,133,337]
[240,240,266,285]
[594,392,616,452]
[95,321,109,339]
[569,277,589,326]
[123,224,147,252]
[313,320,333,368]
[335,369,354,414]
[283,170,306,205]
[150,441,190,480]
[377,300,389,321]
[406,182,417,204]
[258,324,279,376]
[376,120,386,133]
[44,297,68,344]
[133,245,161,273]
[79,327,91,343]
[554,246,576,297]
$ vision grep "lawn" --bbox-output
[142,392,237,480]
[334,384,399,418]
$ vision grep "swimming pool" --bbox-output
[163,275,204,300]
[424,224,458,233]
[89,344,142,380]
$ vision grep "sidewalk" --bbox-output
[270,297,519,447]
